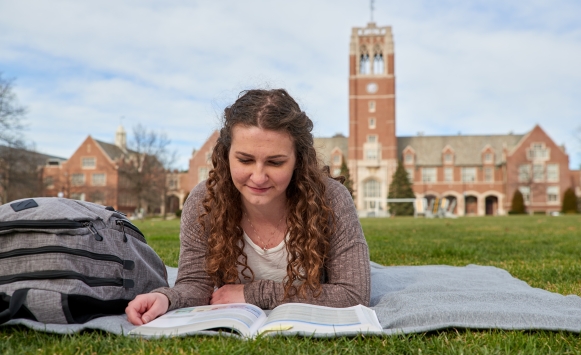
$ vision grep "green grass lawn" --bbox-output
[2,215,581,354]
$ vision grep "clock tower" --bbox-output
[348,22,397,214]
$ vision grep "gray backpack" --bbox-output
[0,197,168,324]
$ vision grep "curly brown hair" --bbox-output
[200,88,336,300]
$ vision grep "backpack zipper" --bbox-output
[0,270,134,288]
[0,220,85,230]
[0,246,135,270]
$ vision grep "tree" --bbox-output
[0,73,27,147]
[387,160,415,216]
[118,124,175,217]
[0,73,39,204]
[339,156,354,199]
[510,189,526,214]
[561,187,578,214]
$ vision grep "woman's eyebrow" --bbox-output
[234,151,288,159]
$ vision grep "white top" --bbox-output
[237,231,288,284]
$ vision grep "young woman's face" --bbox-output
[229,125,296,209]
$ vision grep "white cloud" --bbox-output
[0,0,580,169]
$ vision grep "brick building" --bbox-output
[41,125,173,215]
[185,21,580,217]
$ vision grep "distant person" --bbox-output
[126,89,370,325]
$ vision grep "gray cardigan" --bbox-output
[153,177,370,310]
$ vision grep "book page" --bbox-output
[129,303,266,338]
[258,303,382,336]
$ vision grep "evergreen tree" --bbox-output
[561,187,578,214]
[510,189,526,214]
[388,160,415,216]
[339,156,354,199]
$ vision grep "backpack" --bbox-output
[0,197,169,324]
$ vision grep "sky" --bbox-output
[1,0,580,170]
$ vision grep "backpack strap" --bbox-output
[0,289,30,325]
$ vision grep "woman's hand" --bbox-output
[126,292,169,325]
[210,284,245,305]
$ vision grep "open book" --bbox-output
[128,303,383,339]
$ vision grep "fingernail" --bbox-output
[142,316,150,323]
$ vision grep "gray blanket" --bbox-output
[3,262,581,335]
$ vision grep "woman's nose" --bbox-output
[250,165,268,185]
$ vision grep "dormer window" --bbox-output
[404,153,414,164]
[443,153,453,164]
[484,153,493,163]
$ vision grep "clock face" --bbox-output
[366,82,378,94]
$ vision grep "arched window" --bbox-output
[360,54,370,74]
[363,179,381,210]
[373,53,384,74]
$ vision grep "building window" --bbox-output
[484,167,494,182]
[519,186,531,205]
[368,118,376,129]
[367,135,377,143]
[363,179,380,210]
[118,192,137,207]
[44,176,54,189]
[205,152,212,164]
[546,164,559,182]
[92,173,106,186]
[406,168,414,182]
[198,167,209,183]
[70,192,86,201]
[90,191,105,205]
[71,173,85,186]
[533,164,544,182]
[422,168,437,183]
[484,153,493,163]
[404,153,414,164]
[360,53,370,74]
[547,186,559,204]
[528,143,549,160]
[82,157,96,169]
[373,53,384,74]
[333,155,341,165]
[333,168,341,177]
[368,101,376,113]
[168,175,178,190]
[461,167,476,182]
[365,148,378,160]
[518,164,531,182]
[444,167,453,182]
[443,153,453,164]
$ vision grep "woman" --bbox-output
[126,89,370,325]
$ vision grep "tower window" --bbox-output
[373,53,384,74]
[367,135,377,143]
[359,53,370,74]
[368,117,376,129]
[368,101,376,113]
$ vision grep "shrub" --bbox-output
[562,188,578,214]
[510,189,526,214]
[175,209,183,218]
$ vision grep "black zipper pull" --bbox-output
[116,220,128,243]
[84,222,103,241]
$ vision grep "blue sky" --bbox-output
[1,0,580,169]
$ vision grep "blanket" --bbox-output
[3,262,581,335]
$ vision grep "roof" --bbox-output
[0,145,66,165]
[397,134,524,166]
[314,135,348,165]
[94,139,136,161]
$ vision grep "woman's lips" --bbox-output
[247,186,270,193]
